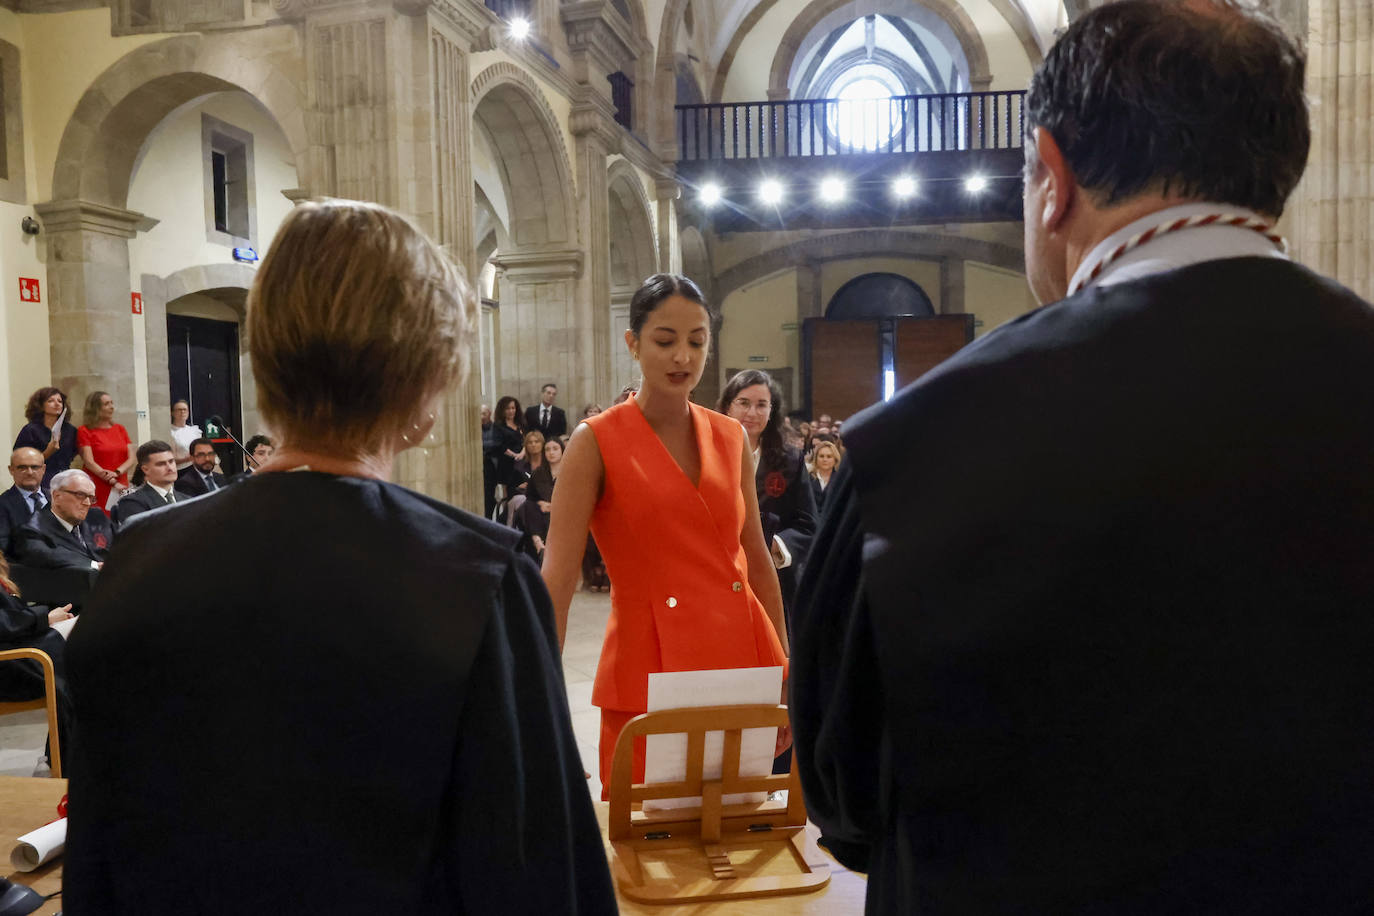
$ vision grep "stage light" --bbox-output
[892,175,917,198]
[509,17,531,40]
[964,175,988,193]
[699,183,722,206]
[819,176,846,203]
[758,179,784,205]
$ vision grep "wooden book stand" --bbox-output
[606,703,831,904]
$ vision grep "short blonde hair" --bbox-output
[811,440,843,470]
[248,200,476,457]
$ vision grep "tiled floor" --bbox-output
[0,591,613,790]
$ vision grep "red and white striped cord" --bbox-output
[1068,213,1289,297]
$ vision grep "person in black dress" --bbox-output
[12,386,77,490]
[489,395,525,514]
[807,439,841,512]
[63,199,615,915]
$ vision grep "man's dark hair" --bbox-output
[542,383,557,392]
[189,437,215,454]
[136,440,174,468]
[1025,0,1309,218]
[246,435,274,453]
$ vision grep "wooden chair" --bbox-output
[0,647,62,777]
[606,703,830,904]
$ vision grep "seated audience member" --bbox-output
[1,448,47,556]
[63,199,614,914]
[17,470,110,571]
[13,387,78,490]
[792,4,1374,913]
[0,549,74,763]
[506,429,544,525]
[807,439,841,511]
[519,435,564,562]
[231,435,275,483]
[174,438,227,497]
[111,442,182,529]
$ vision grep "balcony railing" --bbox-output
[676,90,1026,161]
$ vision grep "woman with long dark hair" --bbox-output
[489,395,525,505]
[13,386,78,489]
[540,274,789,795]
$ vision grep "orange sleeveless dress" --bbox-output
[582,398,787,795]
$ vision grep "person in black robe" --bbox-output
[0,551,74,761]
[792,6,1374,913]
[63,200,615,915]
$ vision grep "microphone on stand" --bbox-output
[205,416,260,468]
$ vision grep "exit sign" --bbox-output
[747,355,769,363]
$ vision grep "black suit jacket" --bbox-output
[64,471,616,914]
[524,404,568,439]
[755,446,816,623]
[111,485,179,530]
[174,468,228,498]
[792,258,1374,914]
[0,485,43,557]
[16,508,111,569]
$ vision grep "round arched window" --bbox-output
[825,63,906,151]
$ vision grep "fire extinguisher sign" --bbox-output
[131,292,143,315]
[18,278,39,302]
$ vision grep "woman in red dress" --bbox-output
[541,274,789,796]
[77,390,135,516]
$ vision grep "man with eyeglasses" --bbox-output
[17,469,110,571]
[0,447,47,556]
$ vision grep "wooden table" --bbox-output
[0,776,868,914]
[0,775,65,915]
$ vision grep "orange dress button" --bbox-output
[667,597,678,608]
[731,581,743,592]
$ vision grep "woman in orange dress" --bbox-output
[77,390,135,516]
[542,274,789,796]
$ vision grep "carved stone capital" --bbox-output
[490,245,584,280]
[654,176,681,201]
[560,0,645,77]
[34,199,159,238]
[569,92,622,148]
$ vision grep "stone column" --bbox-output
[939,256,966,314]
[1288,0,1372,302]
[570,94,620,407]
[489,248,586,407]
[283,0,490,511]
[655,177,682,274]
[796,257,823,319]
[34,199,156,433]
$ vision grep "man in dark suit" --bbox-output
[17,469,111,570]
[174,437,227,498]
[524,383,567,439]
[112,441,182,530]
[1,447,47,556]
[792,4,1374,914]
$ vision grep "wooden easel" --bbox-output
[606,703,831,904]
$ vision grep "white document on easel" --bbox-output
[643,665,783,811]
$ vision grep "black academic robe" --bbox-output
[755,446,816,626]
[0,485,43,557]
[63,470,616,915]
[792,258,1374,914]
[0,588,71,750]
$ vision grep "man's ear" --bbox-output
[1033,127,1075,231]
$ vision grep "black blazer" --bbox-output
[111,485,180,530]
[13,420,78,489]
[16,508,111,569]
[524,404,568,439]
[755,446,816,621]
[0,485,43,557]
[792,258,1374,913]
[174,468,228,498]
[64,471,616,914]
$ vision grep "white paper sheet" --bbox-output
[51,616,78,640]
[643,666,783,811]
[10,817,65,872]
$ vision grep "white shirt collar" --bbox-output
[146,482,175,498]
[1068,202,1289,295]
[53,512,76,534]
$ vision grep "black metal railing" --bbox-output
[609,72,634,131]
[676,90,1026,161]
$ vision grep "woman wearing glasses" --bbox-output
[541,274,790,797]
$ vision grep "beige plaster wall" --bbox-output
[820,257,944,312]
[963,0,1035,89]
[127,91,297,283]
[470,50,579,184]
[710,222,1024,273]
[19,8,171,203]
[718,268,799,388]
[964,259,1036,336]
[0,200,49,445]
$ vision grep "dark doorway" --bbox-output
[167,314,243,475]
[825,272,936,319]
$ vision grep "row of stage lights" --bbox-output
[697,174,993,207]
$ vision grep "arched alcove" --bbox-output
[826,272,935,318]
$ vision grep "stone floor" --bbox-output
[0,591,613,791]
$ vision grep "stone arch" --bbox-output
[471,62,578,248]
[713,228,1023,301]
[607,160,658,291]
[51,33,306,208]
[769,0,992,98]
[141,261,260,452]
